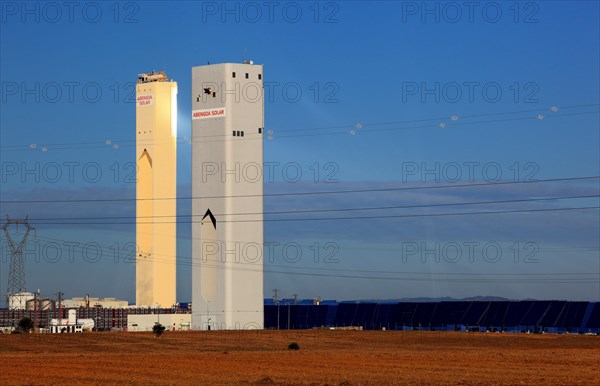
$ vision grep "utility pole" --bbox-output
[57,291,63,322]
[206,301,211,331]
[287,298,291,330]
[33,290,39,333]
[273,289,279,330]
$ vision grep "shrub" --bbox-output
[17,317,34,332]
[153,323,166,337]
[288,342,300,350]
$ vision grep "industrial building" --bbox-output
[127,313,191,332]
[7,291,34,310]
[191,62,265,330]
[25,297,55,311]
[49,309,94,333]
[62,296,128,309]
[135,71,178,308]
[0,305,191,332]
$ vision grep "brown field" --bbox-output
[0,330,598,385]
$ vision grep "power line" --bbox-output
[28,228,600,256]
[273,110,600,140]
[14,235,600,284]
[1,104,597,151]
[16,194,600,222]
[275,103,600,133]
[1,175,598,205]
[28,234,599,266]
[26,206,600,225]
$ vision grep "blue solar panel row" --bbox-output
[264,301,600,332]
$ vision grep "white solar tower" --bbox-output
[191,62,264,330]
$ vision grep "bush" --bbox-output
[17,317,34,332]
[288,342,300,350]
[153,323,166,337]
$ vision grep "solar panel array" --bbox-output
[265,301,600,332]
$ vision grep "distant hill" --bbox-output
[351,296,512,303]
[264,296,577,305]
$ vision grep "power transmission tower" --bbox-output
[2,217,34,309]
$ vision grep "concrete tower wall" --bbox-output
[136,76,177,307]
[191,63,264,330]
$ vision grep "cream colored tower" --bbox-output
[135,71,177,307]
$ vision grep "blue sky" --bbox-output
[1,1,599,303]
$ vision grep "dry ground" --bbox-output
[0,330,598,385]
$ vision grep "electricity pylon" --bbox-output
[2,217,34,308]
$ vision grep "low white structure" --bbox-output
[49,309,94,333]
[127,314,191,332]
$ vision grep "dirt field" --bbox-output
[0,330,598,385]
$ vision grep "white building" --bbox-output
[127,314,191,332]
[49,309,94,333]
[191,62,264,330]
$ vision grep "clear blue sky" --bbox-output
[1,1,598,303]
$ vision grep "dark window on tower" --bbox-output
[241,131,244,137]
[232,72,236,78]
[212,92,216,98]
[245,73,249,79]
[233,131,236,136]
[237,131,241,136]
[258,128,262,134]
[258,74,262,80]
